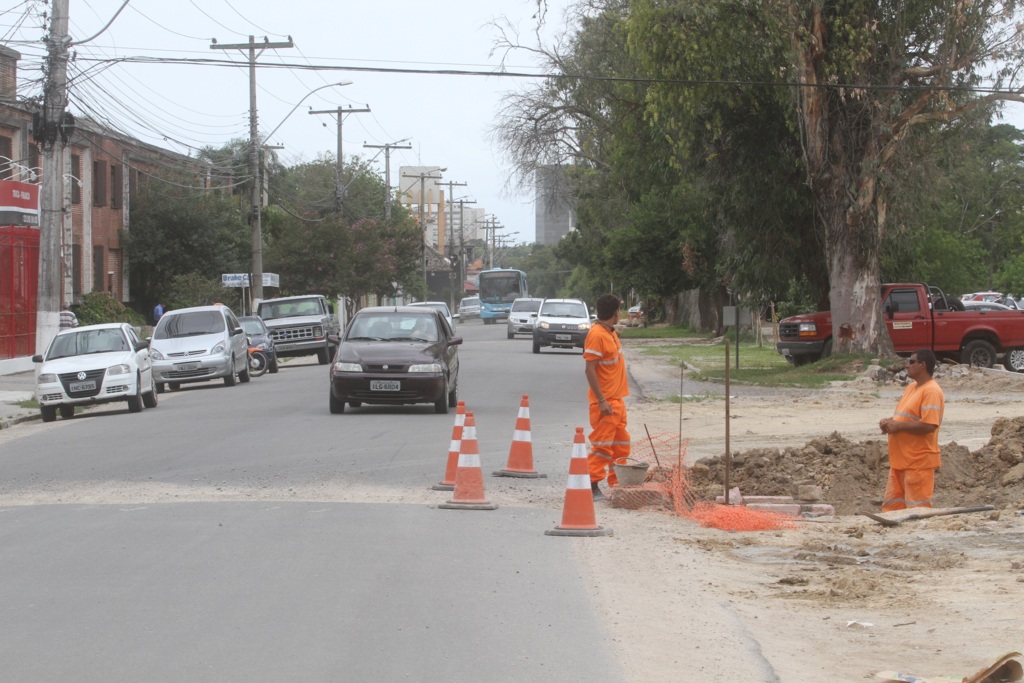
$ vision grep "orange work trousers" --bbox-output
[882,468,935,511]
[588,398,630,487]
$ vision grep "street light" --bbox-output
[249,80,352,304]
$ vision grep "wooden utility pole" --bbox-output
[481,216,503,269]
[37,0,71,352]
[211,36,293,304]
[454,198,476,300]
[364,140,412,220]
[401,169,445,292]
[309,104,370,211]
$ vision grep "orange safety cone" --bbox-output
[438,412,498,510]
[546,427,612,537]
[493,394,546,479]
[432,400,466,491]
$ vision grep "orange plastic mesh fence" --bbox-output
[612,432,797,531]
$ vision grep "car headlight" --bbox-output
[333,362,362,372]
[409,363,442,373]
[37,373,57,383]
[149,349,164,361]
[314,325,324,337]
[211,341,228,354]
[798,323,817,337]
[578,323,591,330]
[107,363,132,376]
[537,321,550,330]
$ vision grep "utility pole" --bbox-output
[401,169,445,293]
[481,216,503,269]
[364,140,411,220]
[211,35,293,305]
[309,104,370,211]
[37,0,71,352]
[433,180,466,256]
[454,198,477,301]
[435,180,467,312]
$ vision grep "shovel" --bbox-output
[861,505,995,527]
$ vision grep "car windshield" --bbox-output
[540,302,588,318]
[258,298,321,320]
[239,318,266,335]
[512,300,541,312]
[47,328,128,359]
[347,313,439,342]
[154,311,226,339]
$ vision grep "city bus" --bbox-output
[478,268,528,324]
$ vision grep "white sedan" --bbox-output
[33,322,158,422]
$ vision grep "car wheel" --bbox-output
[317,344,331,365]
[532,339,541,354]
[269,358,279,374]
[239,352,251,383]
[40,405,57,422]
[962,339,997,368]
[434,379,450,414]
[143,376,158,408]
[156,382,165,394]
[822,339,833,359]
[329,387,345,414]
[59,405,75,419]
[1004,348,1024,372]
[507,329,515,339]
[224,359,237,386]
[448,378,458,407]
[127,376,144,413]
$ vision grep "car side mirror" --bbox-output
[449,336,464,346]
[32,354,43,363]
[231,327,244,336]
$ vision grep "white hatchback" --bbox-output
[507,297,544,338]
[33,322,158,422]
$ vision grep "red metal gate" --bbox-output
[0,225,39,359]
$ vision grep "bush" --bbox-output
[168,273,233,310]
[75,292,147,327]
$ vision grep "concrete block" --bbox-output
[797,485,823,502]
[747,503,802,517]
[609,487,670,510]
[799,503,835,517]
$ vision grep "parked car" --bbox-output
[507,297,543,338]
[149,305,250,391]
[329,306,462,414]
[239,315,279,373]
[409,301,457,332]
[255,294,340,365]
[961,291,1004,303]
[32,322,158,422]
[961,301,1013,312]
[458,296,481,319]
[532,298,592,354]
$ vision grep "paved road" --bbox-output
[0,320,628,682]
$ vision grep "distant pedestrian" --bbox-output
[59,303,78,330]
[153,302,165,324]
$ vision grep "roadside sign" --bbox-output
[222,273,280,288]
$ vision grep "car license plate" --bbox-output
[371,380,400,391]
[69,380,96,392]
[177,363,199,371]
[556,334,572,341]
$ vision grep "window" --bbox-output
[93,245,104,293]
[110,164,122,209]
[93,159,107,206]
[885,289,920,314]
[0,136,12,180]
[70,154,81,205]
[72,244,81,293]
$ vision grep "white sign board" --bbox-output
[222,273,280,288]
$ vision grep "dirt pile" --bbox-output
[687,417,1024,515]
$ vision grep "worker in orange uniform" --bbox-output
[878,349,944,511]
[583,293,629,501]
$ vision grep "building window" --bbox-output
[93,245,104,294]
[93,159,107,206]
[29,143,39,181]
[72,243,81,294]
[71,154,81,205]
[0,136,12,180]
[110,164,122,209]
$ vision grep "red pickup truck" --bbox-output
[776,283,1024,370]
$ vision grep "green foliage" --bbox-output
[75,291,146,327]
[167,273,233,309]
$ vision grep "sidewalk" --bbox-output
[0,370,40,428]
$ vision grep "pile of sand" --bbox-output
[686,417,1024,515]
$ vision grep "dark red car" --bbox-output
[329,306,462,414]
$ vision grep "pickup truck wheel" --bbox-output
[1004,348,1024,372]
[822,339,833,359]
[317,345,330,365]
[962,339,997,368]
[791,355,816,367]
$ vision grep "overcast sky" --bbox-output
[7,0,576,243]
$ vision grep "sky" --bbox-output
[6,0,578,244]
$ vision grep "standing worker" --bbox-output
[878,349,945,511]
[583,293,629,501]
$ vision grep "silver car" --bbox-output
[149,305,250,392]
[458,296,480,319]
[507,297,543,338]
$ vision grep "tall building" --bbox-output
[534,165,574,246]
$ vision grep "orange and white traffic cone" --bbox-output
[438,412,498,510]
[432,400,466,491]
[546,427,612,536]
[493,394,546,479]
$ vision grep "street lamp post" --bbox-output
[249,81,351,304]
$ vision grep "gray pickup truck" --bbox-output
[256,295,340,365]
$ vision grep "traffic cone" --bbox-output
[546,427,612,536]
[438,412,498,510]
[432,400,466,491]
[493,394,546,479]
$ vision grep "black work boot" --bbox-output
[591,481,605,501]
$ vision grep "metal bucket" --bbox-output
[613,458,650,487]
